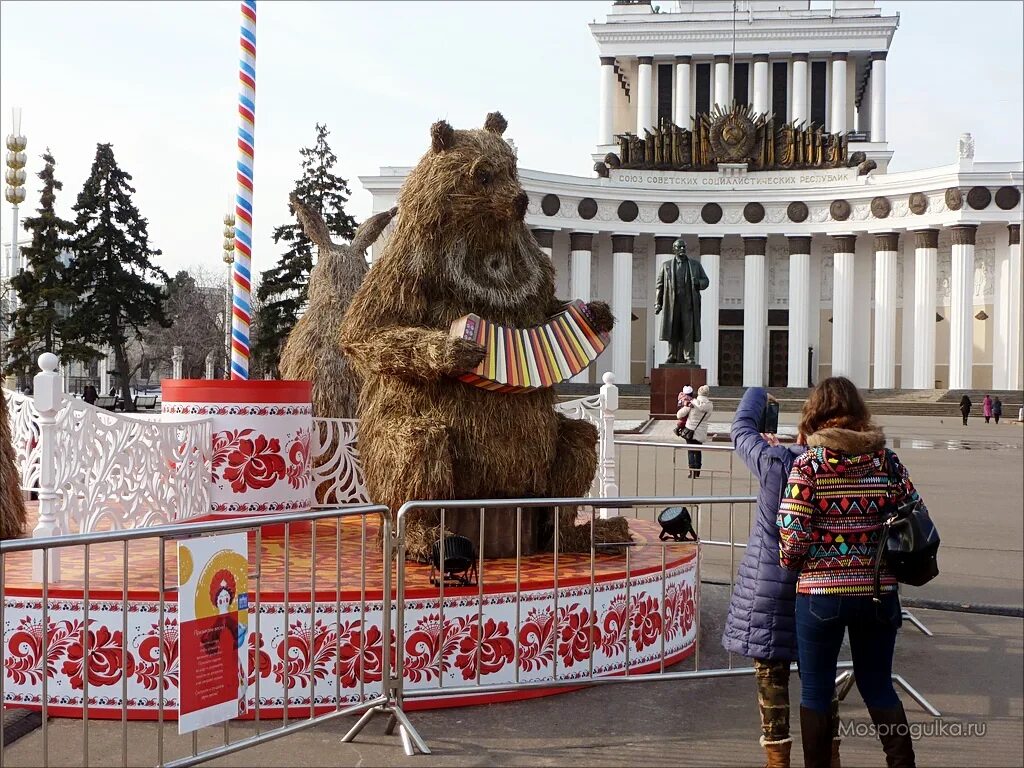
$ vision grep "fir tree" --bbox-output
[64,143,168,411]
[4,150,84,381]
[253,123,357,375]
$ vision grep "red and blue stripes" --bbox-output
[232,0,256,380]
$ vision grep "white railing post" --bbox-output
[32,352,62,582]
[598,372,619,519]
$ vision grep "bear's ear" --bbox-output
[430,120,455,153]
[483,111,508,136]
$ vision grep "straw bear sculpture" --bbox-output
[340,112,630,561]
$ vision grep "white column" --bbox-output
[599,57,616,146]
[912,229,939,389]
[674,55,692,128]
[636,57,653,134]
[1008,225,1022,390]
[713,55,730,109]
[532,228,554,260]
[948,225,977,389]
[611,234,634,384]
[172,345,184,379]
[870,52,887,142]
[743,237,767,386]
[787,236,812,387]
[752,55,769,115]
[570,232,594,382]
[699,237,721,385]
[791,54,809,125]
[831,235,857,379]
[872,233,899,389]
[33,353,63,582]
[653,236,674,368]
[830,54,848,135]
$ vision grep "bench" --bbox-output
[94,396,118,410]
[135,395,158,410]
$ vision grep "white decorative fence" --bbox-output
[3,354,213,550]
[4,354,620,578]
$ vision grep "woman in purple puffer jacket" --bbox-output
[723,388,840,768]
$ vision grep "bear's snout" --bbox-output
[513,191,529,221]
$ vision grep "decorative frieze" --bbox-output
[701,202,723,224]
[743,202,765,223]
[871,196,891,218]
[541,194,560,216]
[787,201,809,222]
[945,187,963,211]
[995,186,1021,210]
[658,202,679,223]
[830,199,851,221]
[908,192,929,215]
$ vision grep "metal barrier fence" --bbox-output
[372,495,756,756]
[0,504,419,768]
[1,492,940,766]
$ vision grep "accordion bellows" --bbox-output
[449,299,611,393]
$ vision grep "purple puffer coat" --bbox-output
[721,387,805,662]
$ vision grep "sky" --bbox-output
[1,0,1022,280]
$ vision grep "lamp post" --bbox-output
[3,108,27,378]
[222,213,236,379]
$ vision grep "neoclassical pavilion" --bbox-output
[362,0,1022,391]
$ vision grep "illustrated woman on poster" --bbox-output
[209,570,250,712]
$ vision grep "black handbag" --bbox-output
[873,453,940,602]
[680,408,709,442]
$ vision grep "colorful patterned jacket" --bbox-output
[777,427,922,596]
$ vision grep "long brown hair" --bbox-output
[798,376,875,437]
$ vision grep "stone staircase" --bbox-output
[557,384,1024,417]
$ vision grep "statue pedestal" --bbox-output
[650,366,707,418]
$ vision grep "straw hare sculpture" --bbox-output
[340,112,629,561]
[279,194,396,419]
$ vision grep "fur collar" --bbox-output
[807,427,885,455]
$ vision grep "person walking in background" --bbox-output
[724,388,842,768]
[779,377,922,768]
[982,394,993,424]
[673,385,694,437]
[992,397,1002,424]
[959,394,972,426]
[678,384,713,478]
[82,384,98,405]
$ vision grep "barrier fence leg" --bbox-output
[340,511,431,756]
[901,609,934,636]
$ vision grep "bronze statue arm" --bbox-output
[655,266,665,313]
[695,262,710,292]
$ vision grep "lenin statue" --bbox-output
[655,238,710,365]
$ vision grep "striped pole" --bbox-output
[231,0,256,380]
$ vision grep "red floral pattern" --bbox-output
[272,619,336,689]
[61,623,134,689]
[630,595,662,652]
[599,597,629,657]
[134,620,180,691]
[558,607,601,667]
[517,607,556,672]
[402,614,463,683]
[285,429,311,490]
[224,434,287,493]
[247,631,271,686]
[4,617,81,685]
[337,622,389,687]
[454,618,515,680]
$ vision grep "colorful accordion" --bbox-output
[449,300,610,393]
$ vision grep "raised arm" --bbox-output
[731,387,772,477]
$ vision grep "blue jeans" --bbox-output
[795,592,903,713]
[686,438,702,469]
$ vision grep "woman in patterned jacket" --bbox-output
[778,377,921,768]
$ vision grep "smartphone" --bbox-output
[758,400,780,435]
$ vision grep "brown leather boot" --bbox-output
[868,705,916,767]
[761,737,792,768]
[800,706,834,768]
[830,738,842,768]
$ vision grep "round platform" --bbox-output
[1,515,697,719]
